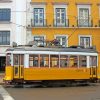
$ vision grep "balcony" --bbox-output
[31,19,47,27]
[29,18,100,28]
[53,19,69,27]
[77,19,93,27]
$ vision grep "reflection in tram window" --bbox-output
[79,56,87,67]
[89,56,97,66]
[40,55,49,67]
[15,67,18,76]
[6,53,11,66]
[29,55,39,67]
[50,55,59,67]
[60,55,68,67]
[13,55,19,65]
[20,55,24,65]
[69,56,78,67]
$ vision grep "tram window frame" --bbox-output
[60,55,68,68]
[69,55,78,68]
[89,56,97,67]
[50,55,59,67]
[40,55,49,67]
[29,54,39,67]
[13,55,19,65]
[20,55,24,65]
[79,56,87,67]
[6,53,11,66]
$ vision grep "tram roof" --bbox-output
[6,46,98,53]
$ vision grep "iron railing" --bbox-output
[53,19,69,27]
[77,18,93,27]
[31,19,47,27]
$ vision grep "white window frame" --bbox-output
[54,5,68,26]
[77,5,91,27]
[79,35,92,48]
[55,35,68,47]
[31,5,46,26]
[0,29,11,46]
[24,54,29,68]
[33,35,46,40]
[0,6,12,21]
[77,5,91,18]
[33,35,46,46]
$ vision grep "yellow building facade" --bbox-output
[30,0,100,74]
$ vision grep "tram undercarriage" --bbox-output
[4,78,98,88]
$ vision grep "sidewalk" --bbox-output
[0,73,4,84]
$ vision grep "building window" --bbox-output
[79,36,91,48]
[0,9,11,21]
[33,8,45,26]
[56,35,67,47]
[0,31,10,45]
[77,5,91,27]
[54,8,67,27]
[33,36,45,46]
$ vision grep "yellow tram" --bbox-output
[4,45,98,85]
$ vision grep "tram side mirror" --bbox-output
[12,42,17,47]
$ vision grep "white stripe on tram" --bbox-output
[0,85,14,100]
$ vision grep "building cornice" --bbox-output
[51,2,69,5]
[30,2,47,5]
[75,2,92,5]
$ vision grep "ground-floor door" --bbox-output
[0,57,6,72]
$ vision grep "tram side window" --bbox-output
[60,55,68,67]
[50,55,59,67]
[13,55,19,65]
[40,55,49,67]
[6,54,11,66]
[69,56,78,67]
[89,56,97,66]
[79,56,87,67]
[29,55,39,67]
[20,55,24,65]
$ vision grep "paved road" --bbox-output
[0,84,100,100]
[0,94,3,100]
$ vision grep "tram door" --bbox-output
[90,56,97,79]
[90,67,97,79]
[13,54,24,79]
